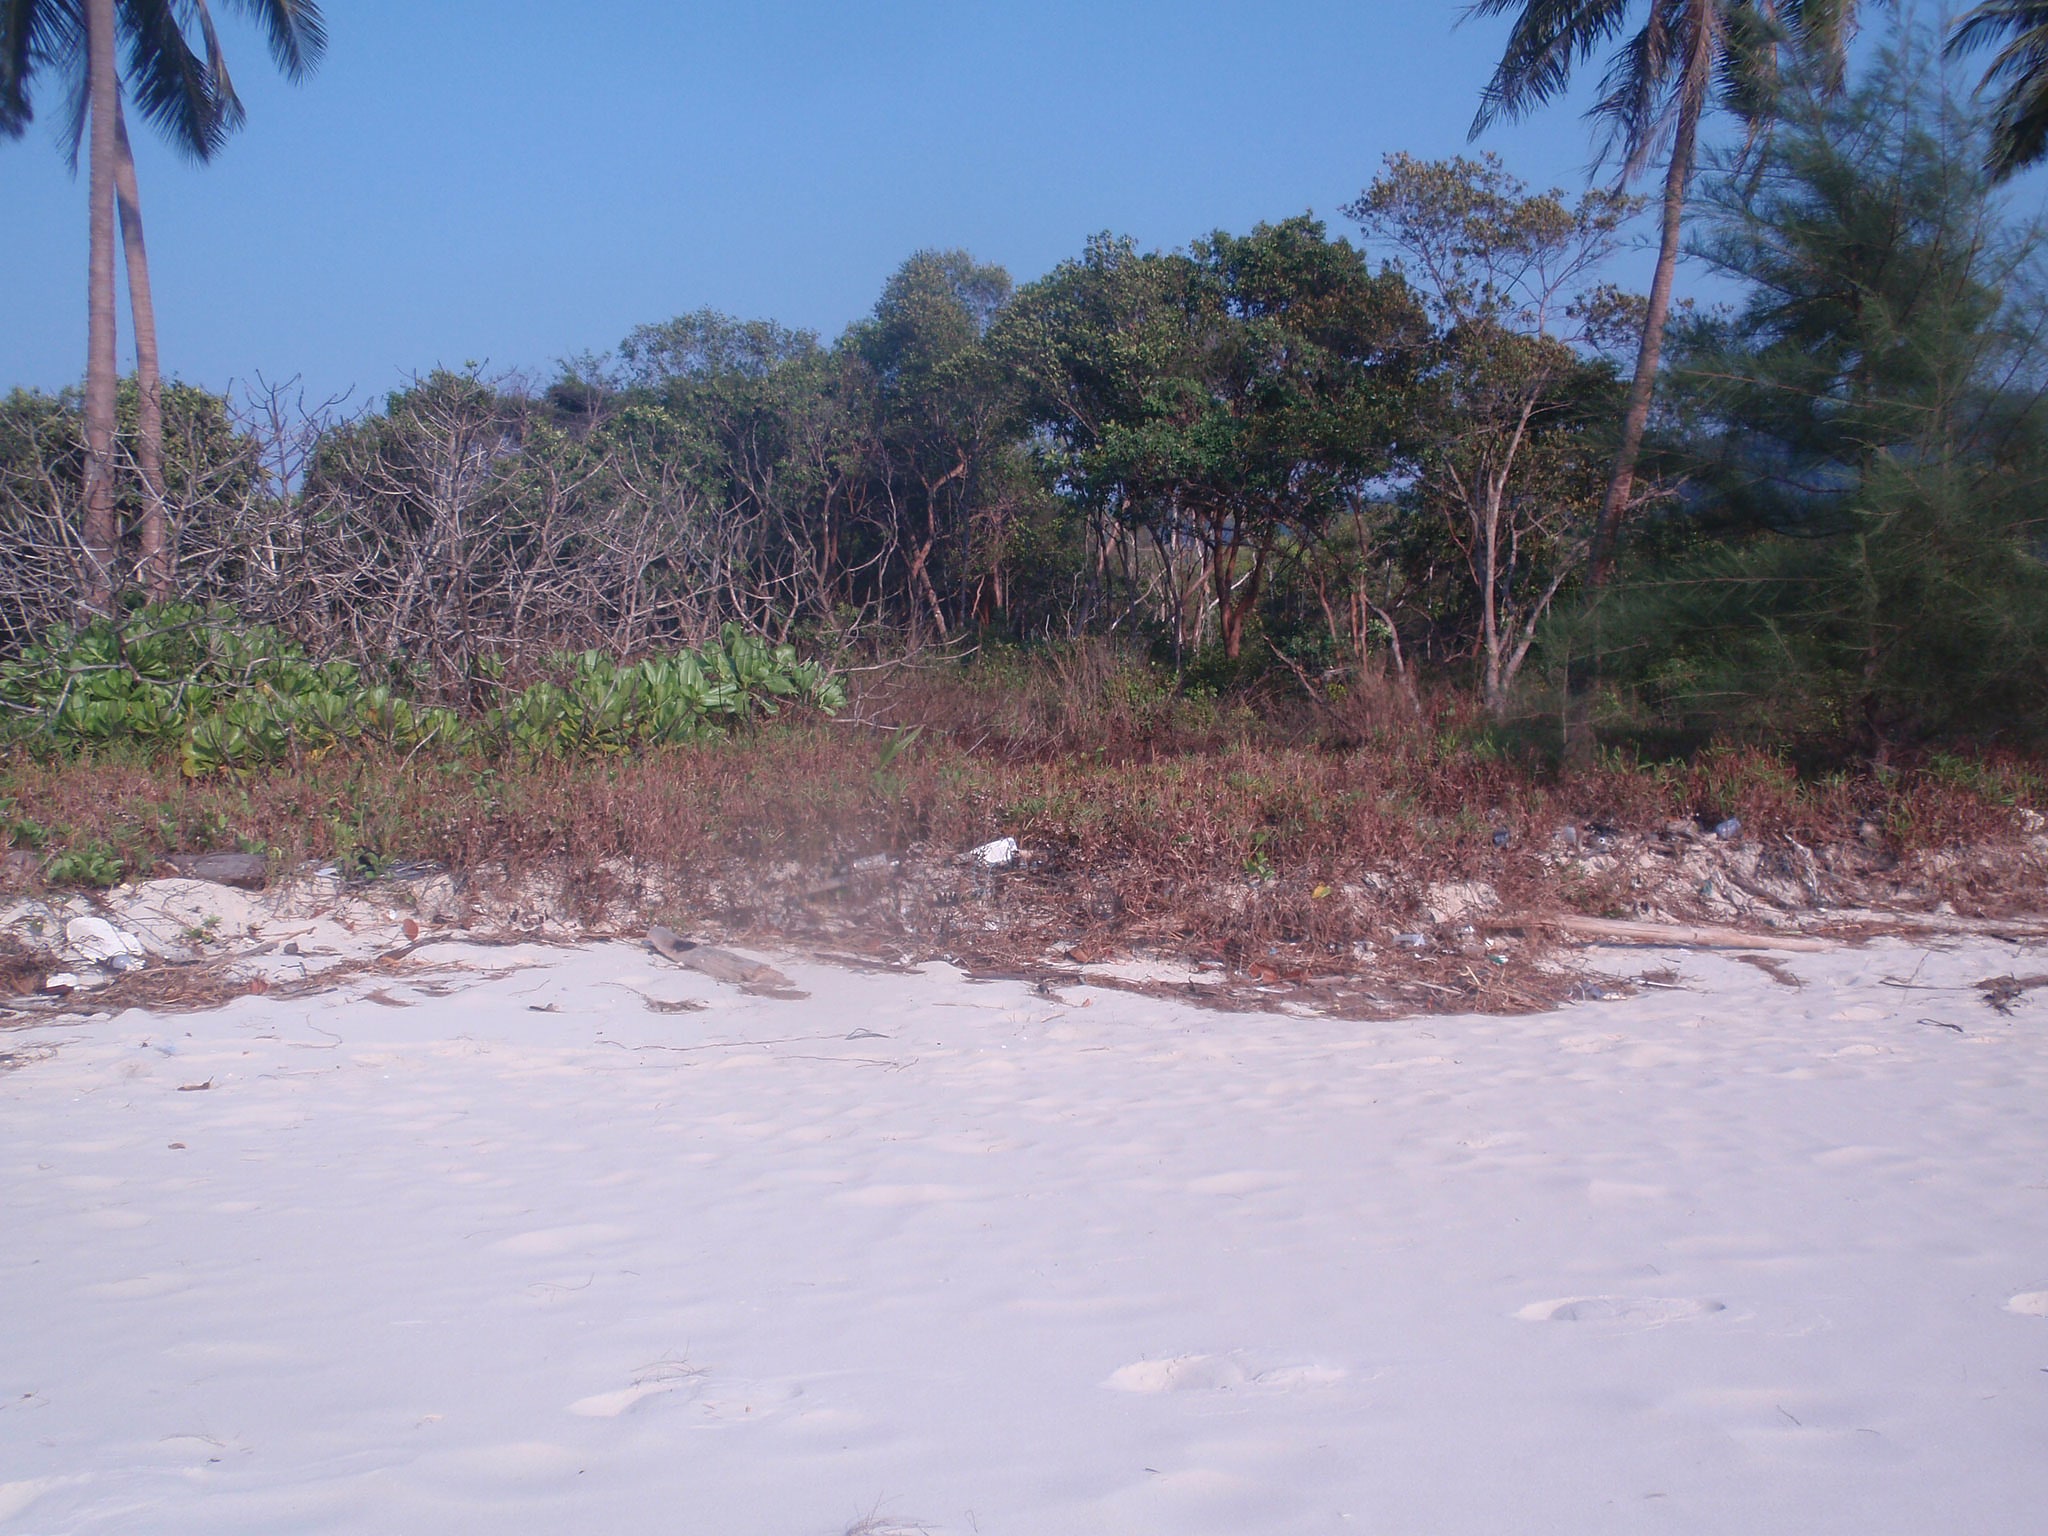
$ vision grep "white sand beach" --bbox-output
[3,933,2047,1534]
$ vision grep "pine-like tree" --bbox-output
[1599,27,2048,753]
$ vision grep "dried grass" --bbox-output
[2,660,2044,1020]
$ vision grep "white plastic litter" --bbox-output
[63,915,146,966]
[968,836,1022,867]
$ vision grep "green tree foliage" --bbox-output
[576,261,1067,647]
[998,217,1427,660]
[846,251,1031,640]
[1348,153,1637,712]
[1598,32,2048,753]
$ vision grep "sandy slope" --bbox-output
[2,935,2046,1535]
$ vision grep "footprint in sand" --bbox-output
[2006,1291,2048,1317]
[1103,1353,1345,1393]
[1517,1296,1726,1325]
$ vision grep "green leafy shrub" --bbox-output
[0,606,844,775]
[42,841,125,888]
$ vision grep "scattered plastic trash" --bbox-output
[64,916,145,968]
[1491,828,1512,848]
[1713,817,1743,840]
[1395,932,1429,950]
[42,972,83,992]
[968,837,1022,868]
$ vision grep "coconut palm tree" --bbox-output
[0,1,325,606]
[1947,2,2048,178]
[1468,1,1861,586]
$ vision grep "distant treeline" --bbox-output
[4,30,2046,756]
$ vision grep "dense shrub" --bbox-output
[0,604,843,775]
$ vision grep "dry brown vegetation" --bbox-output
[5,652,2044,1022]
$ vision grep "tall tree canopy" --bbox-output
[999,217,1427,660]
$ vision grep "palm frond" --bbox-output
[1,0,83,139]
[1468,0,1638,132]
[1948,1,2048,59]
[1779,0,1861,93]
[1946,1,2048,177]
[222,0,323,81]
[122,0,230,159]
[1716,0,1792,173]
[188,0,245,139]
[1590,10,1680,175]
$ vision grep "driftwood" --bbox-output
[1516,915,1835,953]
[646,925,806,998]
[158,852,269,890]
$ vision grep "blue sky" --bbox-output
[5,2,1669,406]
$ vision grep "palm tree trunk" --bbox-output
[1585,86,1702,588]
[114,101,173,601]
[1562,73,1703,765]
[81,0,121,611]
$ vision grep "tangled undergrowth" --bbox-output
[4,646,2044,1006]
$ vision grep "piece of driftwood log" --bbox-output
[158,852,268,889]
[646,926,805,997]
[1517,915,1834,953]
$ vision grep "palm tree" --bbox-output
[1947,3,2048,179]
[1468,1,1859,587]
[0,1,325,606]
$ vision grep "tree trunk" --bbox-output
[81,0,122,611]
[1564,67,1704,765]
[115,102,173,601]
[1585,85,1702,589]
